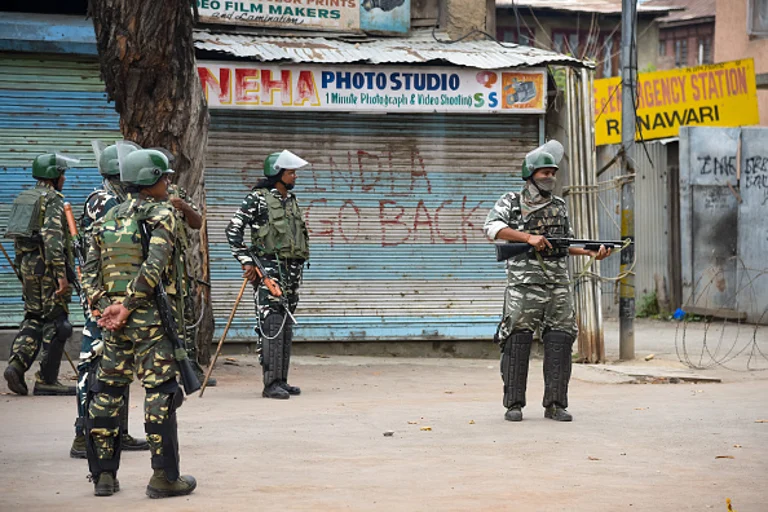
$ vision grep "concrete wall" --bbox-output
[715,0,768,125]
[679,126,768,322]
[637,19,660,73]
[445,0,491,39]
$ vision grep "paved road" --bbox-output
[1,341,767,511]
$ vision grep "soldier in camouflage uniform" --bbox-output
[484,141,612,423]
[226,150,309,400]
[69,143,148,458]
[82,146,196,498]
[166,183,214,387]
[3,153,78,397]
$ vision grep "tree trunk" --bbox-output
[89,0,214,363]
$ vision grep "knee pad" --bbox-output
[542,330,574,347]
[145,379,182,481]
[149,379,184,411]
[508,330,534,344]
[53,314,73,344]
[85,381,126,477]
[501,331,533,409]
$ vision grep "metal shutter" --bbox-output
[0,53,120,326]
[207,110,539,342]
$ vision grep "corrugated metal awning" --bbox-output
[193,29,591,70]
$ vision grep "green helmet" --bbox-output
[32,153,78,180]
[522,140,564,180]
[263,150,309,177]
[120,149,174,186]
[521,152,559,179]
[98,145,121,177]
[263,152,281,177]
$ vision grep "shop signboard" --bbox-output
[196,0,410,34]
[594,59,759,146]
[198,61,548,114]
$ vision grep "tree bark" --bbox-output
[89,0,214,363]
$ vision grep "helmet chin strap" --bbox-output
[276,169,295,191]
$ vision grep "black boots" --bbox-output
[504,405,523,422]
[93,472,120,497]
[262,381,289,399]
[278,381,301,395]
[544,404,573,422]
[146,469,197,499]
[4,361,28,396]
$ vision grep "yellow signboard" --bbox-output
[594,59,759,146]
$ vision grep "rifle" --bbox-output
[63,203,99,318]
[249,252,298,326]
[138,221,201,395]
[495,238,631,262]
[63,203,87,274]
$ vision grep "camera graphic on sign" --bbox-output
[362,0,406,11]
[505,79,537,105]
[500,72,544,110]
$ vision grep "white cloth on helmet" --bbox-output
[273,150,309,172]
[524,140,564,170]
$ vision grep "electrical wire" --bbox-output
[511,0,522,44]
[628,0,654,169]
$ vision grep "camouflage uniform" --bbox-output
[82,195,183,483]
[484,187,577,414]
[7,181,74,394]
[71,179,148,456]
[226,186,308,394]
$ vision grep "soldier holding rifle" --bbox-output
[226,150,309,400]
[484,140,614,423]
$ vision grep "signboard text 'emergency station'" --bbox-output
[594,59,759,146]
[198,62,547,113]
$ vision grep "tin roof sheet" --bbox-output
[193,29,590,69]
[644,0,715,24]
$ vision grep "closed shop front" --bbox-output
[198,56,549,342]
[0,53,119,326]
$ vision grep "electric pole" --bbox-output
[619,0,636,360]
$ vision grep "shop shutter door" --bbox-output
[207,110,539,341]
[0,54,120,326]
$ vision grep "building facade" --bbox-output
[715,0,768,125]
[495,0,675,78]
[647,0,715,70]
[0,3,590,347]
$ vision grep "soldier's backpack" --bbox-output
[4,188,49,240]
